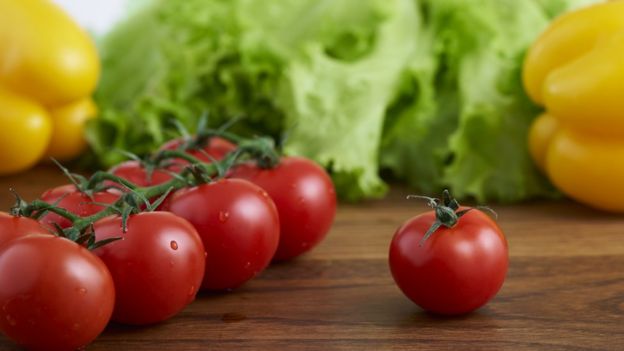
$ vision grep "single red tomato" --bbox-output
[38,184,120,229]
[167,179,279,290]
[108,160,174,187]
[0,212,50,248]
[92,212,205,325]
[160,136,236,170]
[0,235,115,351]
[389,193,508,315]
[230,156,336,261]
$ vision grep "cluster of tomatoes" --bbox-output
[0,133,336,351]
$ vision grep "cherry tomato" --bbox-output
[230,156,336,261]
[160,136,236,170]
[167,179,279,290]
[0,212,50,248]
[38,184,120,229]
[92,212,205,325]
[389,202,508,315]
[0,235,114,351]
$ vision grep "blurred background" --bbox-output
[4,0,622,213]
[52,0,127,36]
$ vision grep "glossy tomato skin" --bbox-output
[93,212,205,325]
[230,156,336,261]
[0,235,114,351]
[167,179,280,290]
[0,212,50,248]
[38,184,120,229]
[389,209,508,315]
[160,136,236,170]
[108,160,174,187]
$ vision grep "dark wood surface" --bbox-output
[1,166,623,350]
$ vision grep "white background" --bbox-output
[52,0,128,36]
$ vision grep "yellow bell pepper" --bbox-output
[523,0,624,212]
[0,0,100,175]
[46,98,98,161]
[0,88,53,175]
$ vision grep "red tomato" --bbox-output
[0,235,115,351]
[167,179,279,290]
[108,160,174,187]
[230,156,336,261]
[92,212,205,325]
[0,212,50,248]
[160,136,236,170]
[389,206,508,315]
[107,160,175,209]
[39,184,120,229]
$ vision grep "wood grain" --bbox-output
[0,166,623,350]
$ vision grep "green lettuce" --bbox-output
[381,0,558,202]
[91,0,594,201]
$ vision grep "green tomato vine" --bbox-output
[9,125,281,249]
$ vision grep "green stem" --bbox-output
[211,131,245,144]
[72,206,119,231]
[27,200,81,223]
[156,149,207,166]
[20,132,282,235]
[141,177,188,200]
[88,171,139,191]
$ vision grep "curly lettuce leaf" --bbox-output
[275,0,420,200]
[380,0,566,202]
[92,0,594,201]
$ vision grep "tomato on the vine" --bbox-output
[0,235,115,351]
[389,191,508,315]
[108,160,174,187]
[167,178,280,290]
[92,211,205,325]
[160,136,236,170]
[38,184,120,229]
[230,156,336,261]
[0,212,50,248]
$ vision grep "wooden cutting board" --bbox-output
[0,166,623,350]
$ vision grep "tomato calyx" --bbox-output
[167,117,236,159]
[197,127,280,169]
[8,188,31,218]
[193,117,280,169]
[243,136,281,169]
[407,189,496,246]
[51,158,117,199]
[10,193,120,250]
[114,150,180,187]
